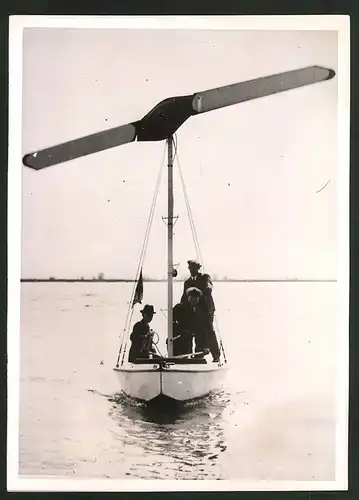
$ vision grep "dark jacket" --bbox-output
[128,319,154,362]
[174,301,211,352]
[180,272,215,315]
[166,304,193,356]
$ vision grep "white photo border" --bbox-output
[7,14,350,492]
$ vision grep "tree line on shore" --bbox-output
[21,272,233,282]
[20,272,314,283]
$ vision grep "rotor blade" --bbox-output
[23,122,137,170]
[192,66,335,114]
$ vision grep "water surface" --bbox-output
[19,282,336,480]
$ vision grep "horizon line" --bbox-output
[20,278,337,283]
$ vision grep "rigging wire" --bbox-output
[174,133,227,362]
[118,165,165,364]
[116,135,227,366]
[116,143,167,367]
[174,133,203,267]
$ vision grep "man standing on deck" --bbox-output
[181,260,215,324]
[181,260,220,362]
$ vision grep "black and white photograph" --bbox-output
[7,15,349,492]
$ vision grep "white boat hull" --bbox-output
[114,360,227,403]
[160,363,226,401]
[114,363,162,401]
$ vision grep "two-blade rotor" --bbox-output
[23,65,335,170]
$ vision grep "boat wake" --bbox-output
[88,386,231,424]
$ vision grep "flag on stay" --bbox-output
[132,268,144,307]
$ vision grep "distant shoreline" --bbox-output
[20,278,337,283]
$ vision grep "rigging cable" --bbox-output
[174,134,203,266]
[120,144,166,364]
[118,152,165,366]
[115,143,167,367]
[174,134,227,363]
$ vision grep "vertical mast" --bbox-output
[167,136,174,357]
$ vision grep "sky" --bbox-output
[21,28,338,280]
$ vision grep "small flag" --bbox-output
[132,268,144,307]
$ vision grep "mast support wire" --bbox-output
[116,143,167,367]
[174,133,227,363]
[116,136,227,366]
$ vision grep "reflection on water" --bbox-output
[107,391,227,479]
[19,282,337,481]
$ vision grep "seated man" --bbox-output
[166,289,205,357]
[128,304,158,363]
[184,287,208,354]
[171,302,194,356]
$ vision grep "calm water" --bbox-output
[19,282,337,481]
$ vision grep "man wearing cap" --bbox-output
[181,260,215,322]
[128,304,158,363]
[181,261,220,361]
[178,286,219,362]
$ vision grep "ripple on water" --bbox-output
[19,282,337,481]
[105,390,228,479]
